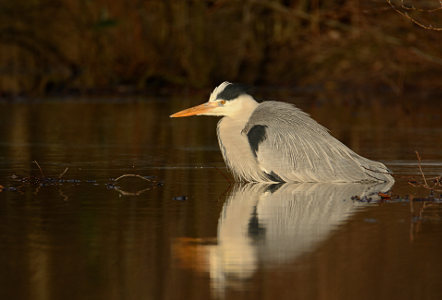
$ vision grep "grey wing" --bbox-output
[243,102,393,183]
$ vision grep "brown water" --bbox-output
[0,96,441,300]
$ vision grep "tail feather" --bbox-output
[359,158,394,183]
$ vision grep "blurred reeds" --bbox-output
[0,0,441,97]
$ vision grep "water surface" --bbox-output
[0,97,441,300]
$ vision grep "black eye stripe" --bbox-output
[216,83,249,101]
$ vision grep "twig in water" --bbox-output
[34,184,42,195]
[407,151,442,192]
[114,187,152,196]
[58,188,69,201]
[415,151,428,188]
[33,160,45,177]
[114,174,152,182]
[59,167,69,179]
[111,173,161,196]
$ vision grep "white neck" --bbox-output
[226,95,259,120]
[217,96,268,182]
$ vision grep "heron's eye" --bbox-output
[219,100,226,105]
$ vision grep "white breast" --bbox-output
[217,117,269,182]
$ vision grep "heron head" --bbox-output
[170,82,258,118]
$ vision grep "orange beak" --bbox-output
[170,102,218,118]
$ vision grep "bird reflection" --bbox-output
[173,181,393,294]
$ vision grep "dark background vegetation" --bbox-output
[1,0,441,98]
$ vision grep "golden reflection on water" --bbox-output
[1,97,440,172]
[173,182,394,296]
[0,97,440,300]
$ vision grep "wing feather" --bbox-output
[243,101,393,183]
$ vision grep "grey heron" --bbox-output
[170,82,394,183]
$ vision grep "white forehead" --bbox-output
[209,81,231,102]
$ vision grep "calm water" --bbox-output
[0,96,441,300]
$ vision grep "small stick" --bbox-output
[415,151,428,188]
[59,167,69,179]
[407,181,420,188]
[113,187,152,196]
[33,160,45,177]
[34,184,42,195]
[114,174,152,182]
[58,189,69,201]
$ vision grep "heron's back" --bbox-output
[219,101,394,183]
